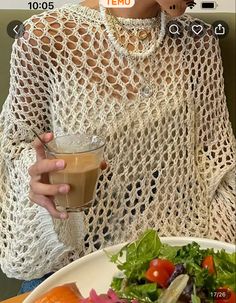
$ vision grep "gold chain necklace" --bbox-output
[107,8,150,41]
[100,5,166,97]
[107,8,155,98]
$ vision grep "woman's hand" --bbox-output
[28,133,107,219]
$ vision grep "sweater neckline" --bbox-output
[64,3,160,28]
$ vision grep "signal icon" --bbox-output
[186,0,196,9]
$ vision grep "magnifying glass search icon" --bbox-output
[169,24,180,35]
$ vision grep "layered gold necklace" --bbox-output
[100,5,166,98]
[100,4,166,59]
[107,8,150,42]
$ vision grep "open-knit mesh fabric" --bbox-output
[0,4,235,280]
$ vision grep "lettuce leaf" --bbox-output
[158,244,179,261]
[110,230,161,281]
[214,251,236,291]
[121,283,157,302]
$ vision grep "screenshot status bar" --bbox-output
[0,0,235,12]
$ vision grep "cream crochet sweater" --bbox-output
[0,4,235,280]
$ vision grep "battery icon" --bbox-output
[201,1,217,9]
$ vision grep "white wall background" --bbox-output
[0,0,235,12]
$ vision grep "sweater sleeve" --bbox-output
[0,15,76,280]
[194,31,236,243]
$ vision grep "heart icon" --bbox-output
[192,24,203,35]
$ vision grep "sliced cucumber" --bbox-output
[158,274,189,303]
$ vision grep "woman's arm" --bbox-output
[194,30,236,242]
[0,14,72,280]
[209,170,235,242]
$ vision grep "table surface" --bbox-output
[1,293,30,303]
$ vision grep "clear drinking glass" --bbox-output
[46,134,105,212]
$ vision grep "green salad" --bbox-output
[107,230,236,303]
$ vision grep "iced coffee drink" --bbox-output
[46,134,105,211]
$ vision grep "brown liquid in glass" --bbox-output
[49,154,100,209]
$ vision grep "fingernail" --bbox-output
[60,212,68,220]
[56,160,65,169]
[59,185,69,193]
[45,133,52,140]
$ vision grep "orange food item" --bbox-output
[34,283,83,303]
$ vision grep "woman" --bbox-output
[0,0,235,292]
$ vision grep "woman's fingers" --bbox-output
[29,133,107,220]
[33,132,54,161]
[100,160,108,170]
[30,181,70,196]
[29,192,68,219]
[30,132,70,219]
[28,159,65,176]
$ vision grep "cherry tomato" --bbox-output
[150,259,175,276]
[145,266,170,288]
[202,255,215,274]
[215,287,236,303]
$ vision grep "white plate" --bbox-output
[24,237,235,303]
